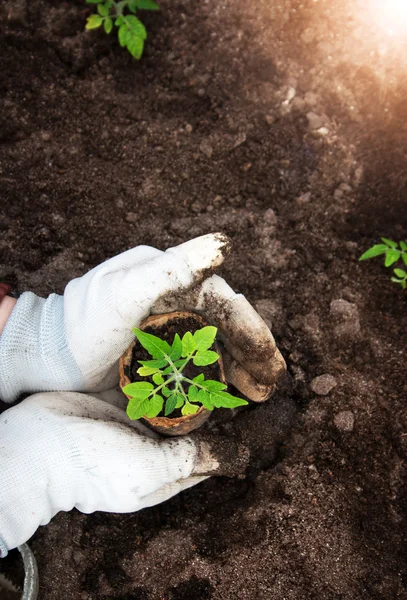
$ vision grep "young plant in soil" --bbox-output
[122,326,248,420]
[360,238,407,290]
[85,0,159,59]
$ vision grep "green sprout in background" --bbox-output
[123,326,248,420]
[360,238,407,290]
[86,0,159,59]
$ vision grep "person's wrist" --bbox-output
[0,292,17,335]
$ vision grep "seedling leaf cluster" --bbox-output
[360,238,407,290]
[85,0,159,59]
[123,326,248,420]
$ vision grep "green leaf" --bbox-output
[122,381,154,399]
[196,389,213,410]
[182,402,200,416]
[137,366,159,376]
[403,254,407,267]
[152,372,164,385]
[144,394,163,418]
[209,390,248,409]
[402,280,407,290]
[175,396,184,408]
[193,326,217,351]
[127,397,149,420]
[127,36,144,59]
[359,244,388,261]
[193,350,219,366]
[97,3,110,16]
[118,23,130,47]
[381,238,398,249]
[201,379,227,392]
[193,373,205,384]
[115,16,124,25]
[138,358,168,368]
[86,14,103,29]
[133,328,171,359]
[125,15,147,39]
[133,0,160,9]
[182,331,196,357]
[169,334,182,361]
[394,268,407,278]
[86,0,103,4]
[161,386,172,397]
[165,394,178,416]
[104,16,113,33]
[188,385,198,401]
[400,241,407,251]
[384,249,401,267]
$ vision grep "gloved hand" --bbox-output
[0,391,248,556]
[0,233,285,404]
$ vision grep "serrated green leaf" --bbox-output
[394,268,407,278]
[133,0,160,9]
[118,23,129,46]
[359,244,388,261]
[209,390,248,409]
[127,397,149,420]
[400,241,407,251]
[188,385,198,401]
[173,359,185,367]
[175,396,184,408]
[86,14,103,29]
[144,394,163,418]
[193,326,217,351]
[197,389,214,410]
[97,3,110,16]
[133,328,171,359]
[127,36,144,59]
[137,366,159,376]
[169,334,182,361]
[182,331,196,356]
[381,238,398,249]
[104,16,113,33]
[182,401,200,416]
[385,249,401,267]
[152,372,164,385]
[201,379,227,392]
[125,15,147,40]
[165,394,178,416]
[122,381,154,399]
[138,358,168,368]
[193,350,219,366]
[193,373,205,384]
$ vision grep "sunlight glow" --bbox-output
[370,0,407,36]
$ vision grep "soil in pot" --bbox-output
[120,312,227,436]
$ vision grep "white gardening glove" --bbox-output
[0,391,239,556]
[0,234,230,402]
[0,233,285,404]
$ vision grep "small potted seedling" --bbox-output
[120,312,248,436]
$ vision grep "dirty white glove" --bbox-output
[0,391,224,556]
[0,233,285,404]
[0,234,229,402]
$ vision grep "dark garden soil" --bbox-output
[1,0,407,598]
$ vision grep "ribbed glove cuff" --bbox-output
[0,292,84,403]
